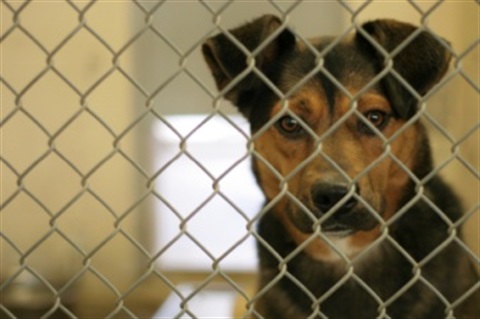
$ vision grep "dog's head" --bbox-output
[202,15,451,261]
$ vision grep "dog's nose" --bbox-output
[311,182,358,215]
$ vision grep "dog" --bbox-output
[202,15,479,318]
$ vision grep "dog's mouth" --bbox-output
[289,204,379,237]
[320,221,357,237]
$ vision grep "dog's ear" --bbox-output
[356,20,451,118]
[202,15,296,116]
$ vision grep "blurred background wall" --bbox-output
[1,1,478,317]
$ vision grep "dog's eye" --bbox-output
[360,110,390,135]
[276,116,304,137]
[366,110,386,127]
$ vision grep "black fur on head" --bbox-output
[356,19,452,118]
[202,15,296,119]
[202,15,451,121]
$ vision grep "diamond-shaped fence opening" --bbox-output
[85,1,147,53]
[2,192,52,253]
[1,28,47,92]
[88,72,148,133]
[2,112,50,173]
[21,71,80,134]
[54,112,115,174]
[19,0,78,52]
[1,1,478,318]
[53,28,115,93]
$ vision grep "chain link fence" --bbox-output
[1,0,479,318]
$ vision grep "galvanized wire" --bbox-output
[1,0,478,318]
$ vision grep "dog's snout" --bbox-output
[311,183,358,215]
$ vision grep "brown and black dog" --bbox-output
[202,15,479,318]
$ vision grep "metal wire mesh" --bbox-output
[1,0,478,318]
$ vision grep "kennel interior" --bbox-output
[1,0,479,318]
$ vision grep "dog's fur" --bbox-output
[202,15,479,318]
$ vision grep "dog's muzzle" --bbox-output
[291,182,378,236]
